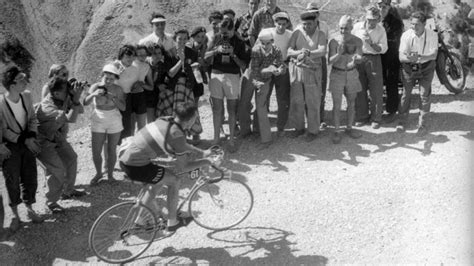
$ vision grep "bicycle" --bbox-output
[88,146,254,264]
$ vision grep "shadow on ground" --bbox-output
[228,109,473,171]
[142,226,328,265]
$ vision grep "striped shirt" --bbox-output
[119,118,187,166]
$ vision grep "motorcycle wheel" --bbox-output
[436,50,466,94]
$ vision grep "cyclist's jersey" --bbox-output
[119,117,188,167]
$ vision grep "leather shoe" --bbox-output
[345,128,362,139]
[396,124,405,133]
[61,189,87,200]
[27,209,44,223]
[371,122,380,129]
[166,216,193,233]
[48,202,66,213]
[9,218,20,232]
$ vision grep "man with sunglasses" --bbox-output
[352,6,388,129]
[247,29,284,148]
[0,66,43,231]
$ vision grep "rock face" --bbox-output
[0,0,225,99]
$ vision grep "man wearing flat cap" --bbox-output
[377,0,404,123]
[286,9,327,142]
[351,6,388,129]
[248,0,293,47]
[139,12,175,54]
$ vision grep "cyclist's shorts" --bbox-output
[119,162,164,184]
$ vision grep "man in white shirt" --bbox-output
[268,12,291,136]
[397,11,438,136]
[352,6,388,129]
[138,13,174,54]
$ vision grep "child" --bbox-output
[131,45,154,129]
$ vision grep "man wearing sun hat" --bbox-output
[287,9,327,142]
[139,12,174,53]
[247,28,284,148]
[351,6,387,129]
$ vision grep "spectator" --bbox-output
[131,44,154,131]
[0,66,43,230]
[377,0,404,123]
[352,6,388,129]
[397,11,438,136]
[294,3,330,129]
[328,15,364,144]
[163,29,202,139]
[248,29,284,148]
[0,118,12,240]
[287,10,327,142]
[36,77,86,213]
[222,9,236,21]
[248,0,293,46]
[268,12,291,136]
[84,63,125,185]
[146,43,170,123]
[115,44,140,140]
[205,18,247,152]
[235,0,261,47]
[138,12,174,54]
[206,11,224,48]
[41,64,70,99]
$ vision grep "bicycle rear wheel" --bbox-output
[189,178,253,231]
[89,201,161,264]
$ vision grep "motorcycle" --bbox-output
[435,28,467,94]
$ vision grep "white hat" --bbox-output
[151,17,166,23]
[306,2,319,11]
[272,12,290,22]
[102,63,121,77]
[258,28,273,42]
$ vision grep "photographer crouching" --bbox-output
[35,75,87,213]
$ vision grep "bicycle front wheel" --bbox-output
[189,178,253,231]
[88,201,160,264]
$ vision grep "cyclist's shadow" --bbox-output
[143,226,328,265]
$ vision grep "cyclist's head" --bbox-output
[175,102,198,129]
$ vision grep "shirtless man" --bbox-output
[328,15,363,144]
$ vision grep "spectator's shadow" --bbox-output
[141,226,328,265]
[230,108,474,170]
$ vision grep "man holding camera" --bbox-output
[35,77,85,213]
[397,11,438,136]
[205,18,247,152]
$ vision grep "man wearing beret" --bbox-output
[287,10,327,142]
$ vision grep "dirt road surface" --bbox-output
[0,75,473,265]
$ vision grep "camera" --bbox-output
[98,85,108,95]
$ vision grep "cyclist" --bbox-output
[118,102,216,233]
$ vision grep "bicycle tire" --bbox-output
[88,201,159,264]
[436,51,466,94]
[189,178,253,231]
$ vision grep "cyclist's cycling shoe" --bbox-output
[166,216,194,233]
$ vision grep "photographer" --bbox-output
[83,63,125,185]
[35,77,86,213]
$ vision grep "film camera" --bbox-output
[67,78,89,96]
